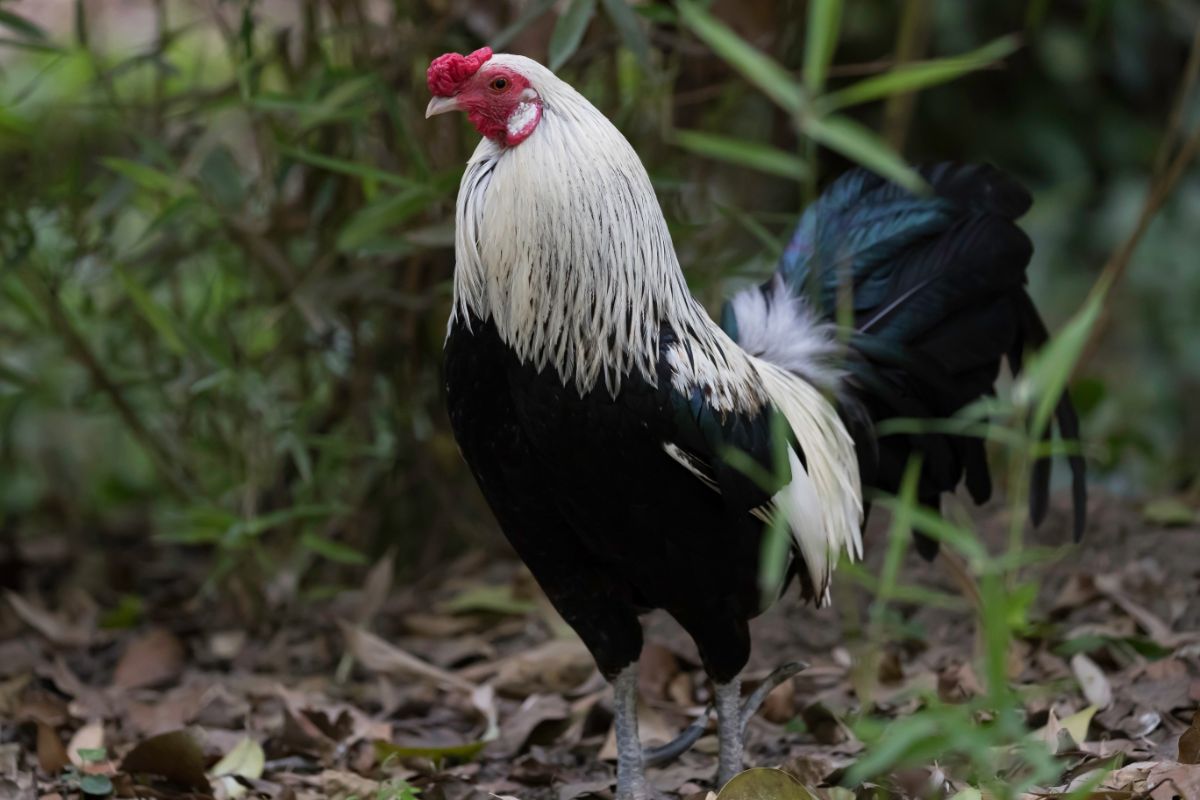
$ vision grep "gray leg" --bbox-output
[715,677,743,787]
[613,663,651,800]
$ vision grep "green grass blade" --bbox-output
[803,0,843,95]
[1015,277,1108,439]
[672,129,810,180]
[549,0,597,71]
[600,0,651,69]
[821,35,1020,111]
[804,114,927,193]
[676,0,806,115]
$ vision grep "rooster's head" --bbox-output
[425,48,544,147]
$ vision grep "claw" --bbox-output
[640,661,808,768]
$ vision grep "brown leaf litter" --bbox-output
[0,492,1196,799]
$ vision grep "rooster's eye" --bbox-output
[490,77,509,91]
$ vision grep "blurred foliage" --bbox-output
[0,0,1198,595]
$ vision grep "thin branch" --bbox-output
[17,268,198,501]
[883,0,934,153]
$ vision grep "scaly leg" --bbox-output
[613,663,652,800]
[714,677,743,787]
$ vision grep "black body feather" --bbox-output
[446,313,801,682]
[728,163,1088,554]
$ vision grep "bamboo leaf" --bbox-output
[821,35,1020,111]
[113,265,187,356]
[804,0,843,95]
[672,129,810,180]
[549,0,597,71]
[491,0,557,50]
[676,0,806,115]
[804,114,927,193]
[278,145,418,188]
[600,0,651,68]
[301,532,367,565]
[337,189,434,252]
[101,157,189,195]
[0,9,48,41]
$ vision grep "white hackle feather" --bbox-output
[728,275,844,394]
[450,53,862,597]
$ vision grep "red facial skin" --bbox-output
[428,50,542,147]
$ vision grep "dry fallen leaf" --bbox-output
[485,694,570,760]
[66,721,104,766]
[1071,653,1113,709]
[1179,711,1200,765]
[120,730,211,792]
[35,723,69,774]
[489,639,595,697]
[340,622,476,692]
[5,593,92,647]
[111,628,185,690]
[715,767,819,800]
[1148,761,1200,800]
[210,736,265,800]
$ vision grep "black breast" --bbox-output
[444,312,780,681]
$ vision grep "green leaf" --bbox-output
[676,0,805,115]
[549,0,597,71]
[278,145,417,189]
[672,129,810,180]
[100,157,188,196]
[79,774,113,796]
[1013,280,1106,439]
[197,145,245,211]
[337,189,434,252]
[0,9,48,40]
[300,531,367,565]
[231,504,346,539]
[491,0,557,50]
[821,36,1021,111]
[804,114,927,193]
[803,0,843,95]
[600,0,650,68]
[76,748,108,764]
[113,265,188,356]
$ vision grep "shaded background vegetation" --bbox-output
[0,0,1197,601]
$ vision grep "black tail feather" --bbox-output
[787,163,1087,557]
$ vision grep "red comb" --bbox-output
[427,47,494,96]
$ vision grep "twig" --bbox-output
[883,0,933,153]
[16,268,197,500]
[1153,23,1200,177]
[1077,19,1200,370]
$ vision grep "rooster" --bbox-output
[427,48,1085,798]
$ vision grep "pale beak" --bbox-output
[425,96,460,118]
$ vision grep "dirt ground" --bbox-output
[1,490,1198,800]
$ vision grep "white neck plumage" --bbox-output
[450,55,756,401]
